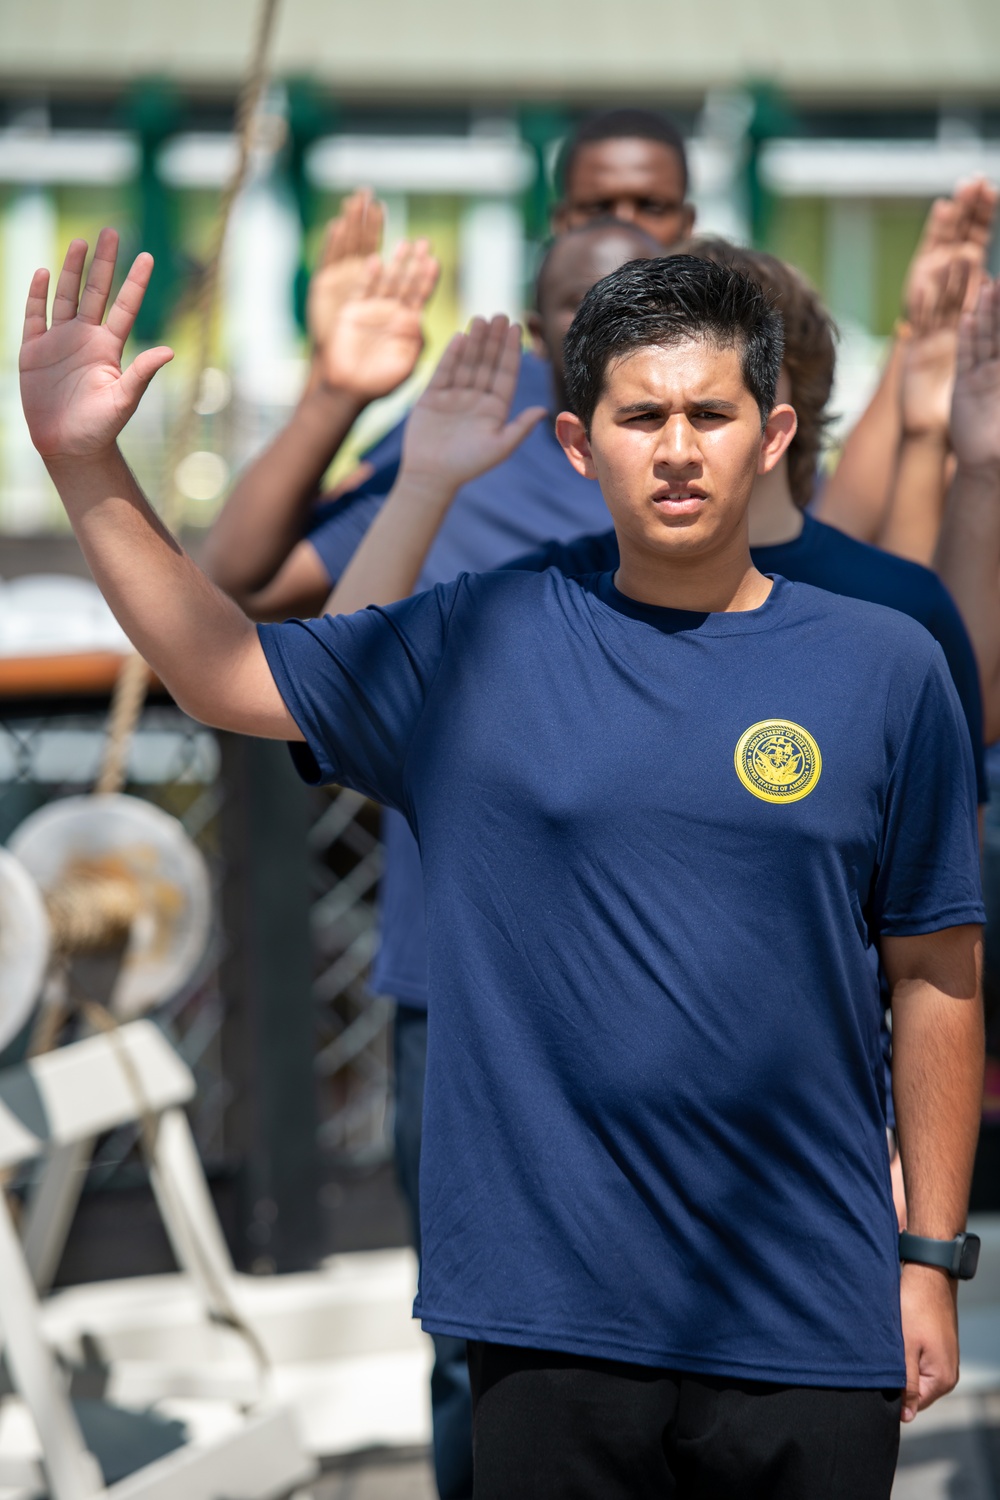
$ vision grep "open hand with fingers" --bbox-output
[307,187,386,352]
[905,178,999,318]
[20,228,172,461]
[900,252,971,441]
[316,238,440,401]
[400,316,548,494]
[951,279,1000,472]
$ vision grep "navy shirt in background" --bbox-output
[304,351,612,1006]
[260,571,983,1383]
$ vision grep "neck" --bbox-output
[614,519,772,614]
[747,459,804,547]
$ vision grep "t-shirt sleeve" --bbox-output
[502,528,620,576]
[257,582,458,810]
[360,416,406,471]
[925,580,988,803]
[871,643,985,936]
[305,485,390,586]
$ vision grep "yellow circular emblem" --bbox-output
[734,719,822,804]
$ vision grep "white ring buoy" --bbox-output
[10,794,212,1020]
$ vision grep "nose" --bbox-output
[655,414,700,470]
[612,198,639,223]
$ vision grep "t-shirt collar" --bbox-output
[590,570,793,636]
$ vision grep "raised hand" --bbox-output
[306,188,385,352]
[901,252,970,440]
[20,228,173,460]
[906,178,998,318]
[951,279,1000,470]
[317,238,440,401]
[401,316,547,492]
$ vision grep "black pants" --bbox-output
[468,1342,901,1500]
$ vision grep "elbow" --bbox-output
[160,676,226,732]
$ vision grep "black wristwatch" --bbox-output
[899,1230,981,1280]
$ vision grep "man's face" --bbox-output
[529,228,659,400]
[555,138,695,248]
[557,340,792,562]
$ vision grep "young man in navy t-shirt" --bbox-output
[319,237,988,1245]
[21,240,985,1499]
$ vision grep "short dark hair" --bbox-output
[532,216,662,311]
[677,238,837,508]
[562,255,784,432]
[556,108,689,198]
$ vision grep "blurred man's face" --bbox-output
[528,226,659,401]
[555,139,695,248]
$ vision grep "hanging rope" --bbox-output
[95,0,282,796]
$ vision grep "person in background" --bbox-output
[876,249,972,567]
[306,105,697,506]
[551,106,696,248]
[936,283,1000,746]
[816,178,997,544]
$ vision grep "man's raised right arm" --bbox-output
[20,229,301,740]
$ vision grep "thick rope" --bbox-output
[45,870,141,953]
[95,0,282,796]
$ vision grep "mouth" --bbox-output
[651,488,707,517]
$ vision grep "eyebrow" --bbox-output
[613,398,741,416]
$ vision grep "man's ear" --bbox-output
[525,310,546,358]
[551,201,570,234]
[555,411,597,479]
[681,203,696,238]
[758,403,797,477]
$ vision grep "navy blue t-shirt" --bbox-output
[516,514,988,803]
[260,571,983,1384]
[304,351,612,1006]
[309,502,987,1012]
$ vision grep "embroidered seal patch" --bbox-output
[734,720,822,804]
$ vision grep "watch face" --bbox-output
[959,1234,981,1280]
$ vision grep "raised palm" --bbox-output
[318,239,439,400]
[901,253,969,437]
[951,280,1000,470]
[20,228,173,459]
[306,189,385,350]
[402,316,547,490]
[906,179,998,317]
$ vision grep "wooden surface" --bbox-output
[0,652,154,699]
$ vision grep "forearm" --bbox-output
[890,938,984,1239]
[936,465,1000,742]
[46,446,284,733]
[817,340,904,541]
[203,381,365,602]
[324,472,457,616]
[878,432,949,565]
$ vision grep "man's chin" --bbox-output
[642,518,718,555]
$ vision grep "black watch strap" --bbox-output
[899,1230,981,1280]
